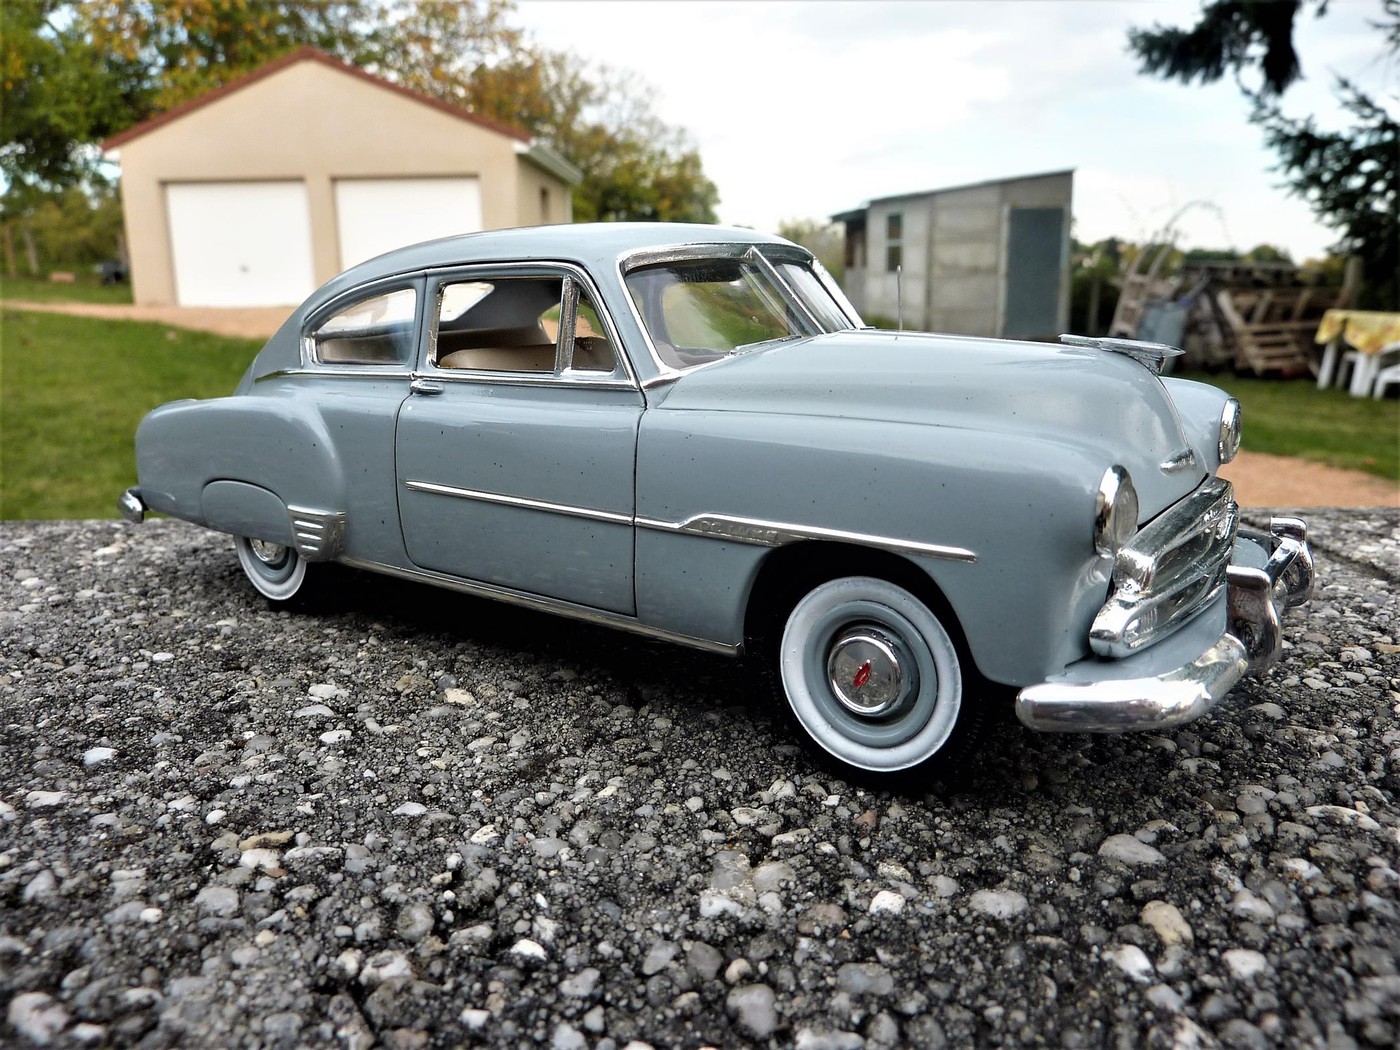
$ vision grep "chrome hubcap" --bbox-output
[826,627,912,718]
[249,539,287,565]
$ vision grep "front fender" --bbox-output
[637,409,1120,686]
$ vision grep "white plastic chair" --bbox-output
[1371,342,1400,398]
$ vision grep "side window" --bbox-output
[434,276,563,373]
[313,287,417,366]
[433,275,619,376]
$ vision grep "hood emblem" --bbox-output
[1059,334,1184,375]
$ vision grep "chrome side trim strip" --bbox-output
[636,513,977,563]
[402,481,977,562]
[402,481,633,526]
[338,556,741,657]
[119,487,146,524]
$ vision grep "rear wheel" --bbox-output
[234,536,310,602]
[776,576,980,778]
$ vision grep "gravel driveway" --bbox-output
[3,511,1397,1049]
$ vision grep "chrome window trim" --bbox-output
[744,245,824,335]
[420,260,640,390]
[400,478,977,563]
[300,274,425,372]
[256,368,410,383]
[403,480,633,526]
[339,556,740,657]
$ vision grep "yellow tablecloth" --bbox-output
[1314,309,1400,354]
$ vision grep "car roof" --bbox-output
[309,222,792,313]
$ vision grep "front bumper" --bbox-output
[1015,517,1313,733]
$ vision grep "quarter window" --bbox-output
[313,287,417,366]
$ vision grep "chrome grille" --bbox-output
[1090,478,1238,658]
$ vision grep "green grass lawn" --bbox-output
[2,309,260,519]
[1175,369,1399,482]
[1,273,135,305]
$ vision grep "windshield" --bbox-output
[625,250,857,371]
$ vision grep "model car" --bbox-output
[121,223,1314,779]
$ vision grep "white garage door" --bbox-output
[166,182,315,307]
[335,177,483,271]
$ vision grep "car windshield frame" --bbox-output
[620,243,862,379]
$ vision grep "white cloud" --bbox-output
[517,0,1394,258]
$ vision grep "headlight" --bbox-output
[1094,465,1139,557]
[1219,398,1242,464]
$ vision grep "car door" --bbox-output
[394,263,644,615]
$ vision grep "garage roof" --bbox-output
[102,46,532,151]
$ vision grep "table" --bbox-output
[1314,309,1400,395]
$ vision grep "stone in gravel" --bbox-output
[294,704,335,718]
[1305,805,1382,831]
[1223,948,1269,980]
[509,938,547,966]
[359,950,414,986]
[396,903,434,943]
[460,1009,489,1030]
[1141,901,1193,946]
[837,962,894,996]
[552,1024,587,1050]
[195,885,239,917]
[7,992,69,1045]
[1146,984,1184,1013]
[726,984,777,1039]
[796,1029,865,1050]
[560,968,600,997]
[22,869,57,903]
[240,848,282,871]
[82,747,115,766]
[724,958,754,984]
[699,891,743,919]
[1098,834,1166,867]
[239,831,294,850]
[969,889,1028,919]
[869,890,905,915]
[641,940,678,976]
[687,942,723,981]
[25,790,69,808]
[1229,889,1275,924]
[1107,944,1154,983]
[320,729,352,744]
[262,1012,302,1046]
[752,860,796,892]
[530,837,567,859]
[393,802,428,817]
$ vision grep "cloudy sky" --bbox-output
[515,0,1395,260]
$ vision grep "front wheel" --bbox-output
[776,576,979,778]
[234,536,310,602]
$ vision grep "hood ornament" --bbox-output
[1059,334,1184,375]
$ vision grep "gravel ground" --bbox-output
[2,510,1398,1049]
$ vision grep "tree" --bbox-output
[4,0,718,228]
[776,219,845,281]
[1128,1,1400,308]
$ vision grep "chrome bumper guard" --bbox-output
[1016,516,1313,733]
[119,487,147,524]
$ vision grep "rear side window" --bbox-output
[313,287,417,366]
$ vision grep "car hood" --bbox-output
[655,329,1207,519]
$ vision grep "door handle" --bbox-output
[410,378,444,396]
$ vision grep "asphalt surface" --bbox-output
[2,509,1398,1049]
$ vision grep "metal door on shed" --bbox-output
[1002,206,1066,340]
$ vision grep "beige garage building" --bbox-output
[104,47,580,307]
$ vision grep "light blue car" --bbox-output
[122,224,1314,780]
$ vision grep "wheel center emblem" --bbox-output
[827,629,909,718]
[852,660,873,690]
